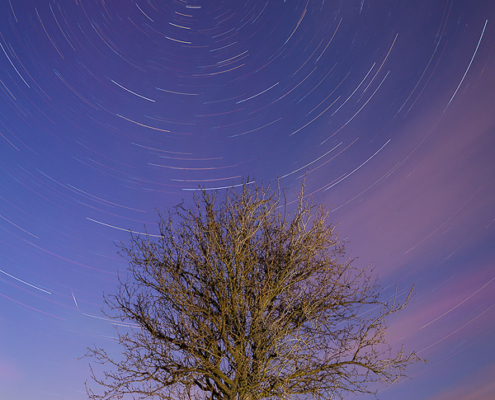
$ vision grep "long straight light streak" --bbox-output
[236,82,279,104]
[342,71,390,127]
[183,181,255,191]
[87,217,163,238]
[280,142,342,179]
[331,63,375,116]
[290,96,340,136]
[71,290,79,308]
[324,139,391,191]
[111,80,155,102]
[321,71,389,145]
[445,20,488,111]
[363,33,397,93]
[83,313,141,328]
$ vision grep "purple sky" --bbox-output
[0,1,494,399]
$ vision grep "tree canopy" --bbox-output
[86,183,420,400]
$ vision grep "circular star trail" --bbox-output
[0,1,494,399]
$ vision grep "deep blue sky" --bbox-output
[1,1,494,399]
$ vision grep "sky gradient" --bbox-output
[0,1,494,399]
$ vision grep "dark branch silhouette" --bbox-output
[86,182,421,400]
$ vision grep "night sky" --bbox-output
[1,1,494,399]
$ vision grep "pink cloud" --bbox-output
[331,77,495,279]
[383,263,495,355]
[423,361,495,400]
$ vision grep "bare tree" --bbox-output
[86,183,421,400]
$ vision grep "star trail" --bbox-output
[0,1,494,399]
